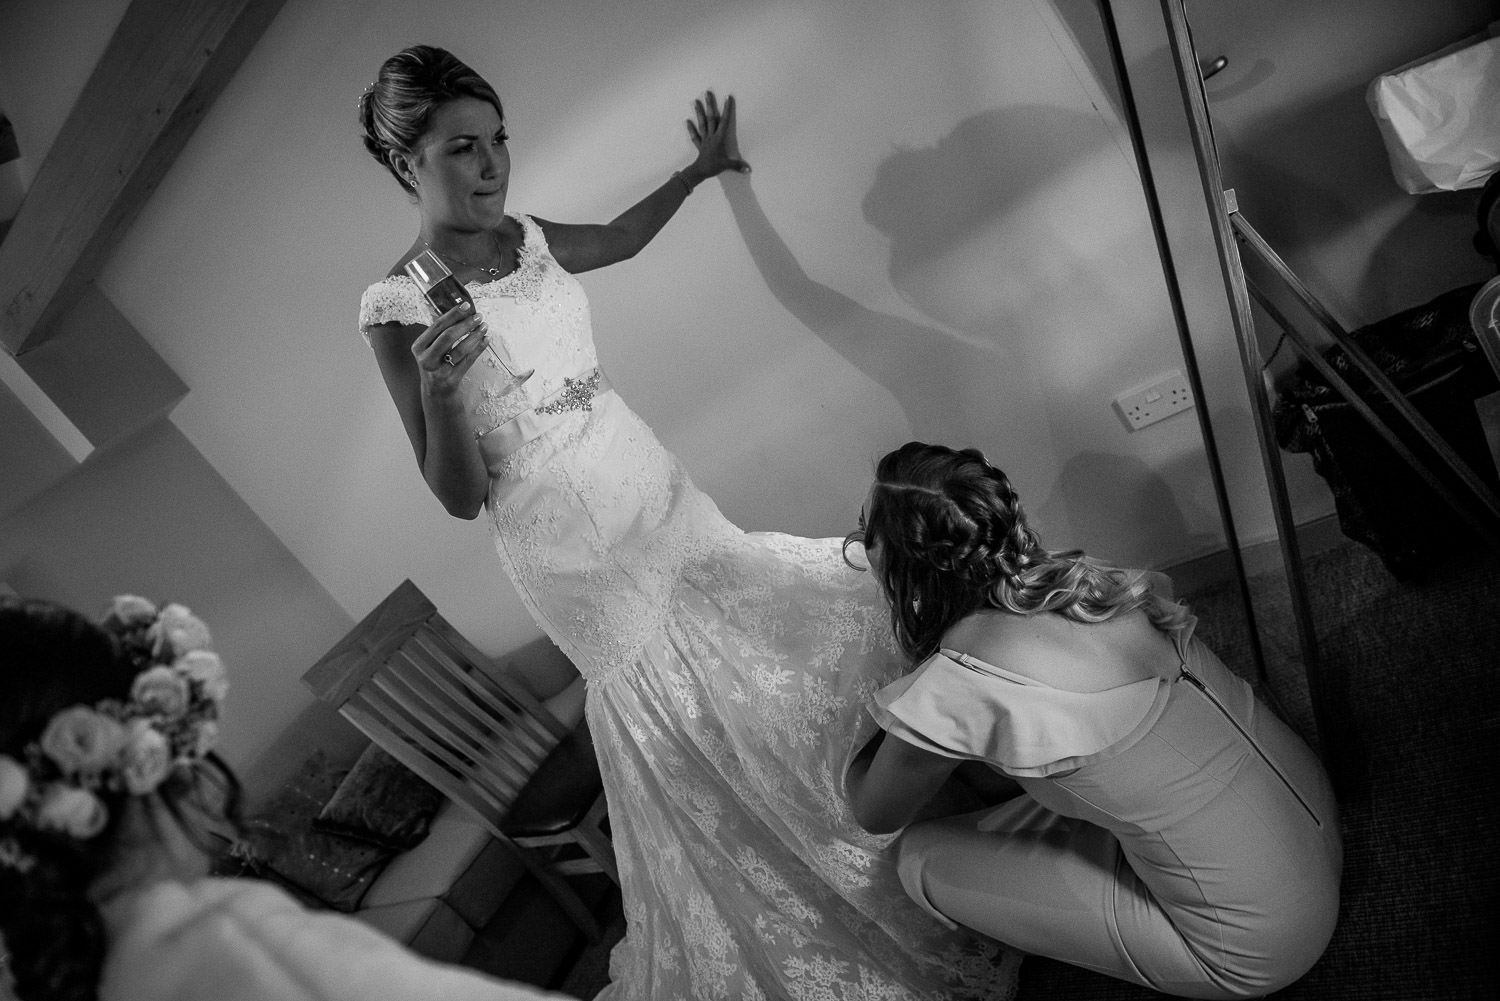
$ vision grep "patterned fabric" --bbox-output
[238,749,394,912]
[314,744,444,851]
[359,216,1020,1000]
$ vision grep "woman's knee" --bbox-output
[893,818,968,929]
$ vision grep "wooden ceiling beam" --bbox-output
[0,0,287,355]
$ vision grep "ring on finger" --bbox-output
[442,352,455,366]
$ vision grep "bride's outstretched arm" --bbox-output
[541,90,750,275]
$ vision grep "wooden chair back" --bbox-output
[302,579,569,841]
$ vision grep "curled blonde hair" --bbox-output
[851,442,1190,660]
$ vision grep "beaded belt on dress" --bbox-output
[477,367,612,463]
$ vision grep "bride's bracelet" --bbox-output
[672,170,696,196]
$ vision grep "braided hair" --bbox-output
[0,597,241,1001]
[852,442,1190,660]
[357,45,505,194]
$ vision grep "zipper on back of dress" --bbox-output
[1178,665,1323,828]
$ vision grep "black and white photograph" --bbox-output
[2,2,1497,999]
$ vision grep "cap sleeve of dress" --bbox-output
[869,650,1169,777]
[358,276,431,345]
[513,213,546,260]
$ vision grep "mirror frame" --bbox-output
[1099,0,1361,795]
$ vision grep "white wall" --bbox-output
[3,0,1309,766]
[0,0,362,798]
[86,0,1226,659]
[5,0,1491,799]
[0,420,355,798]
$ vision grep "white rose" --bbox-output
[35,785,109,839]
[148,603,213,658]
[0,755,29,820]
[39,707,128,775]
[177,650,229,704]
[131,665,191,717]
[103,594,158,629]
[120,722,172,795]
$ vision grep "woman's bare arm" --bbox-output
[367,302,492,518]
[541,91,749,274]
[845,729,963,835]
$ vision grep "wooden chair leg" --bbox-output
[573,826,618,886]
[503,837,603,942]
[572,797,619,886]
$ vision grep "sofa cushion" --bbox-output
[440,833,529,931]
[355,897,476,964]
[313,743,444,851]
[360,799,524,922]
[240,750,394,912]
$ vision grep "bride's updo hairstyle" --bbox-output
[852,442,1190,660]
[359,44,505,194]
[0,597,240,1001]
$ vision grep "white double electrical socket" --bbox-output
[1113,370,1194,431]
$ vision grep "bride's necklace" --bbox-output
[423,235,508,279]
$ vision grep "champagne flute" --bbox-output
[404,250,534,392]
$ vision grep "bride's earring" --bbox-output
[911,594,921,615]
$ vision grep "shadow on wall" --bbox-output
[861,105,1129,336]
[721,180,988,438]
[1031,450,1221,566]
[724,103,1144,448]
[1205,58,1278,103]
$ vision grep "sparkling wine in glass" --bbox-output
[404,250,533,391]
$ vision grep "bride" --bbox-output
[356,45,1019,1000]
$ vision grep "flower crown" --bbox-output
[0,596,227,846]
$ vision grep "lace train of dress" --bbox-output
[360,215,1020,1000]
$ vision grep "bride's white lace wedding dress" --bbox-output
[359,214,1019,1001]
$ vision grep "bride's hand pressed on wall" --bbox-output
[685,90,750,180]
[412,301,489,393]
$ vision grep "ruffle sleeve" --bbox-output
[358,277,432,344]
[869,649,1170,777]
